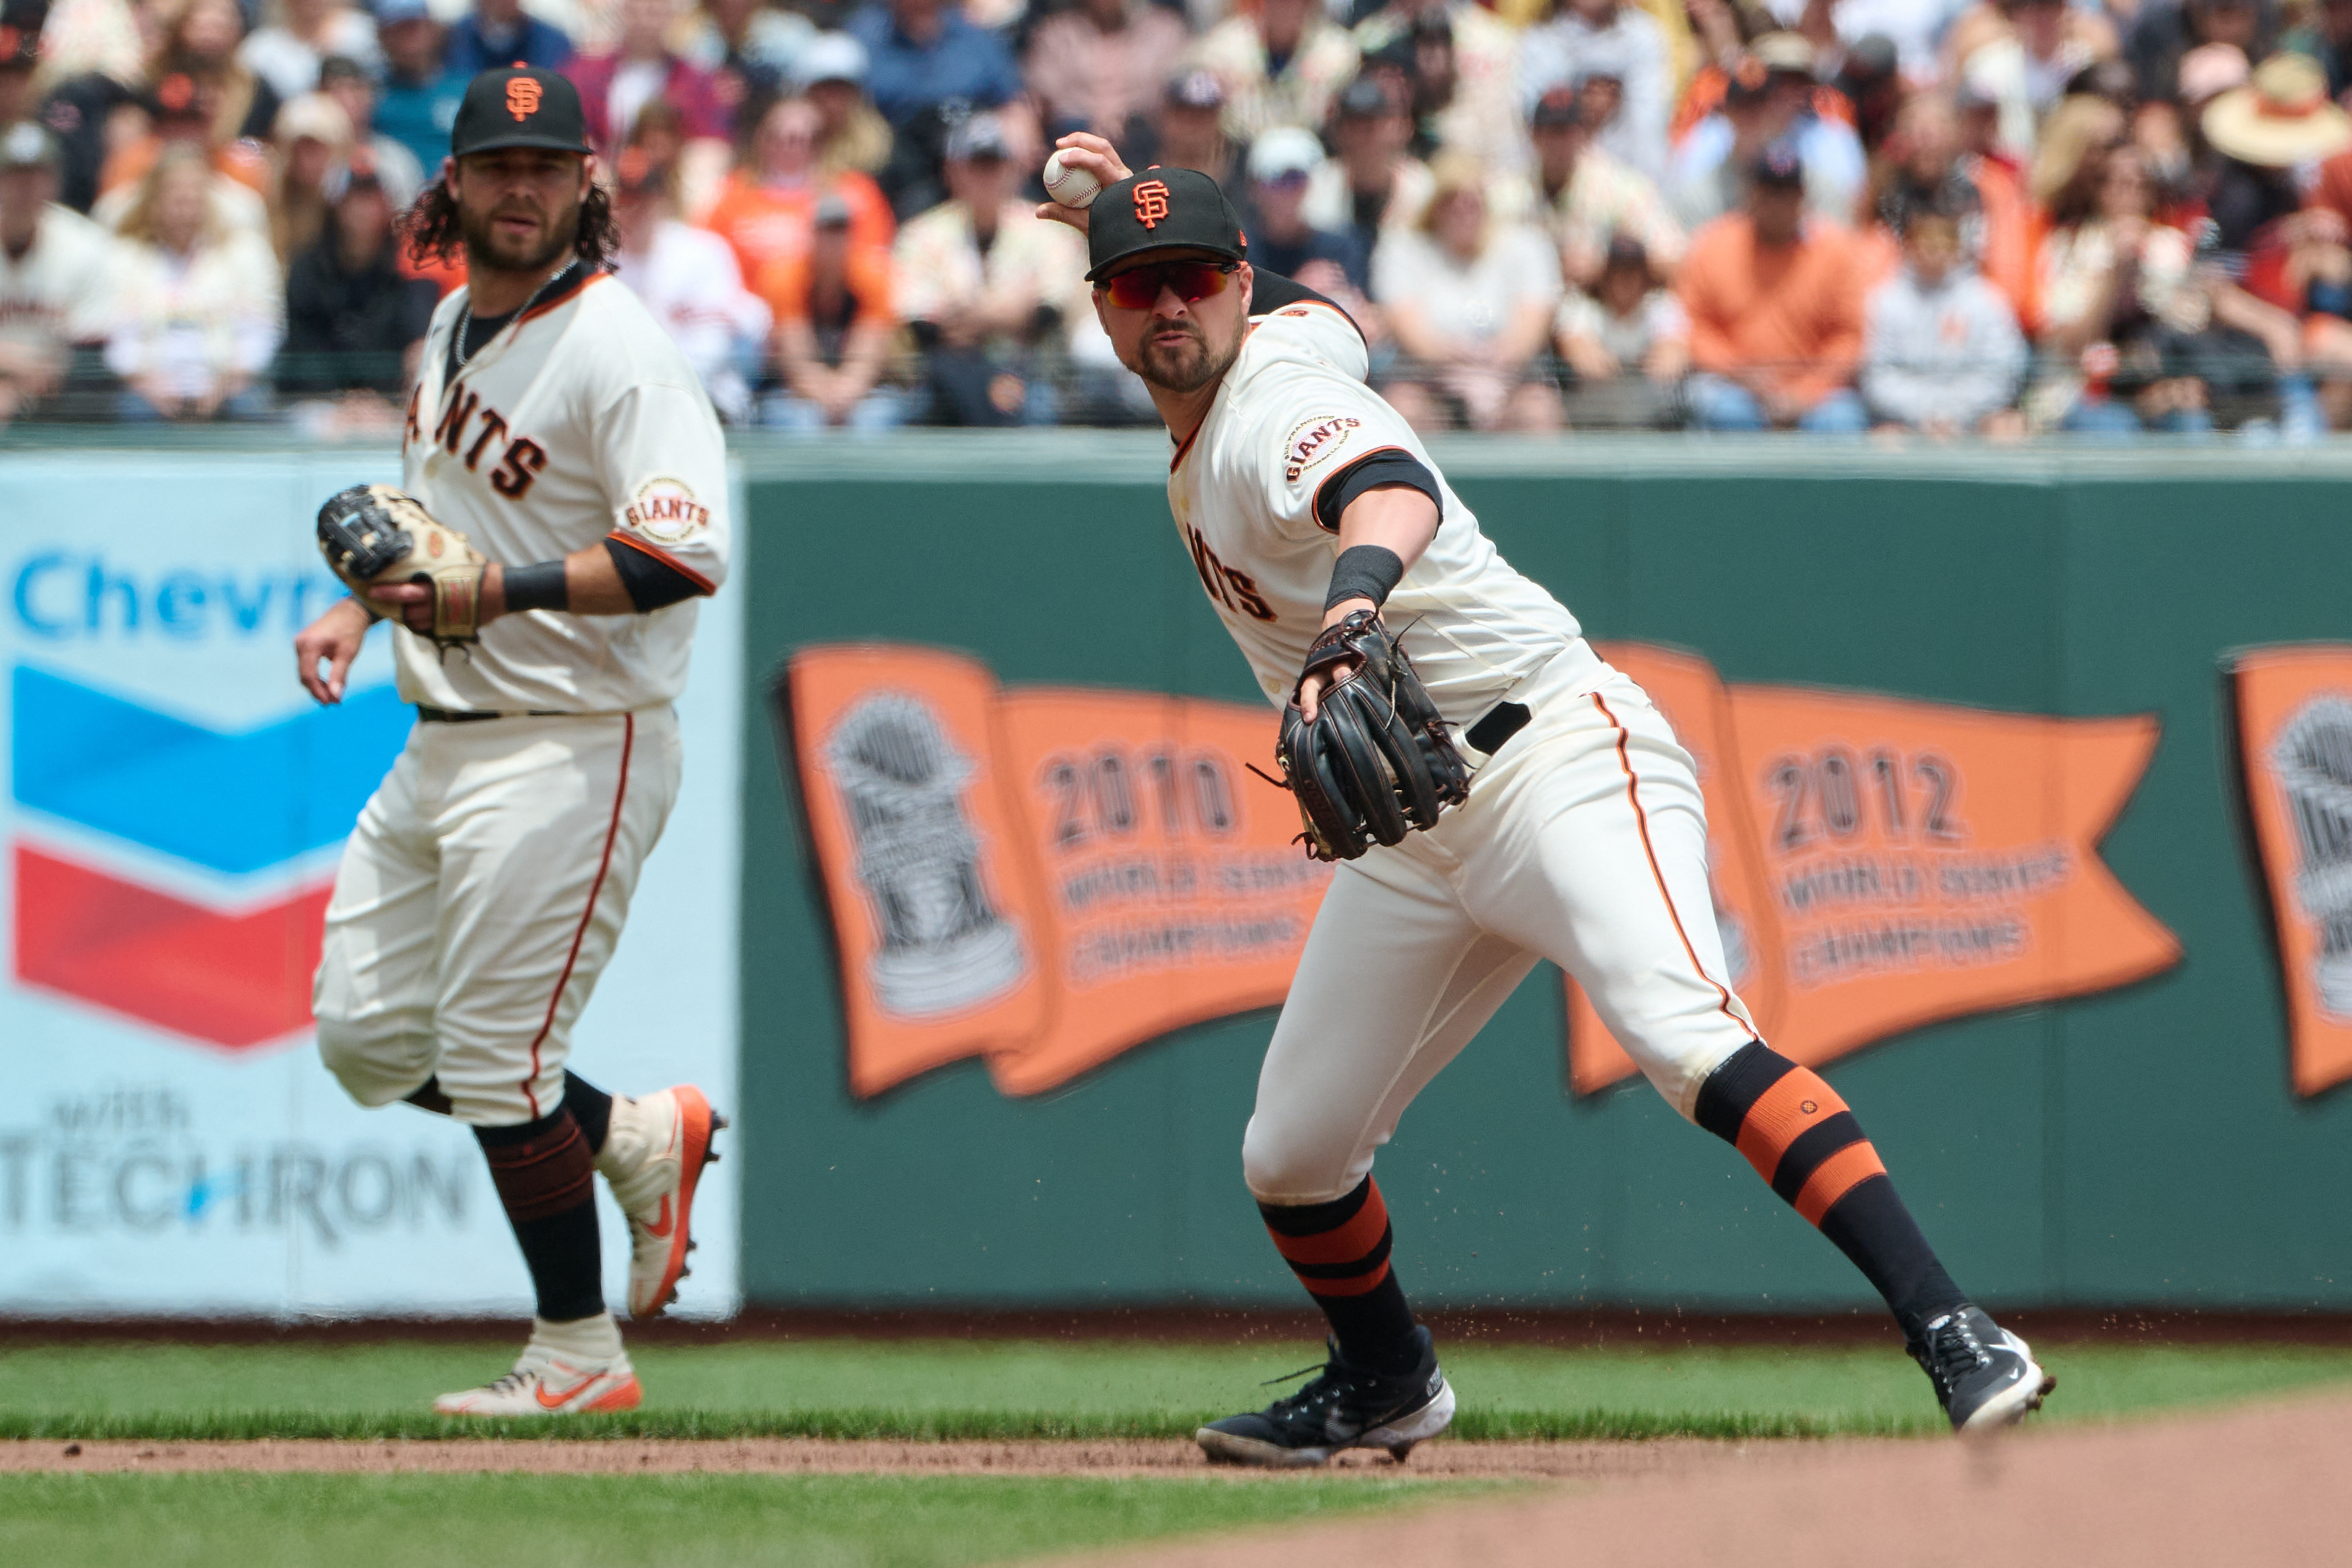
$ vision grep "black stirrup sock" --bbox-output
[475,1109,604,1322]
[1260,1177,1422,1374]
[1695,1042,1968,1342]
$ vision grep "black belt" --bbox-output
[416,706,570,722]
[1465,701,1531,757]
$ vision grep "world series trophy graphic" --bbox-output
[2272,695,2352,1021]
[822,693,1027,1018]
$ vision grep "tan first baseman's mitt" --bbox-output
[316,483,487,651]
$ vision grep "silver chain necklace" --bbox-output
[453,259,577,370]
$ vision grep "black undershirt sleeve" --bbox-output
[602,537,708,611]
[1313,449,1443,534]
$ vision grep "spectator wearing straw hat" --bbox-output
[2202,52,2352,430]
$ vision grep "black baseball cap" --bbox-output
[450,66,592,158]
[1086,167,1247,282]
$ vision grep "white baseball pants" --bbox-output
[1242,653,1758,1204]
[314,707,680,1126]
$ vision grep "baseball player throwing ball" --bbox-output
[1039,135,2055,1464]
[294,67,727,1415]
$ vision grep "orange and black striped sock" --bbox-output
[477,1108,604,1323]
[1259,1177,1422,1374]
[1695,1042,1966,1342]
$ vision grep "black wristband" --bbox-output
[501,560,570,613]
[1324,545,1405,611]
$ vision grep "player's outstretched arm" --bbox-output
[1033,132,1131,235]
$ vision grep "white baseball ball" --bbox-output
[1043,150,1103,210]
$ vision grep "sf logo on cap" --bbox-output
[506,76,542,121]
[1133,180,1170,230]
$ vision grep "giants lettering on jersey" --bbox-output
[1187,526,1275,621]
[406,379,549,500]
[1283,415,1361,482]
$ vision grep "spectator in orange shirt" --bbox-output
[1677,142,1868,432]
[703,96,894,293]
[756,194,905,430]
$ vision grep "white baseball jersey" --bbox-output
[399,267,731,714]
[1162,287,1756,1210]
[1167,298,1586,729]
[0,204,120,352]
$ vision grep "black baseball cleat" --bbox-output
[1195,1327,1456,1468]
[1911,1305,2057,1433]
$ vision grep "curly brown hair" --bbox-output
[401,175,620,274]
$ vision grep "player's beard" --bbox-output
[459,191,579,279]
[1136,315,1242,394]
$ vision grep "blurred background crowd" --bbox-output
[5,0,2352,434]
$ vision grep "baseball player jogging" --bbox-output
[294,67,730,1416]
[1039,136,2056,1465]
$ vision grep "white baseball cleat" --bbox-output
[597,1085,724,1318]
[432,1343,642,1416]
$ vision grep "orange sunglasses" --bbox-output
[1099,260,1240,310]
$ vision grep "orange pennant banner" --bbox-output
[781,645,1330,1098]
[1565,644,2181,1093]
[2227,644,2352,1097]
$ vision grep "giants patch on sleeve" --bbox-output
[621,477,710,544]
[1283,415,1362,482]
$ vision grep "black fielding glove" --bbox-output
[1268,611,1471,861]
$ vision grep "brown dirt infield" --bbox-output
[0,1436,1698,1481]
[1065,1388,2352,1568]
[9,1392,2343,1568]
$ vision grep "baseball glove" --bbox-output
[316,483,486,651]
[1268,610,1471,862]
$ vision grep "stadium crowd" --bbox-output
[4,0,2352,433]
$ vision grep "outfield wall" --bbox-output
[1,433,2345,1318]
[732,436,2352,1314]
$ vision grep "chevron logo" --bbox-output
[9,664,410,1049]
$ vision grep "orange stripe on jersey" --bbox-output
[1794,1142,1888,1226]
[1734,1070,1851,1186]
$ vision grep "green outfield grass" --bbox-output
[4,1337,2349,1442]
[0,1472,1497,1568]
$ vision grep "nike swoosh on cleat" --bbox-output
[645,1195,674,1239]
[535,1375,604,1409]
